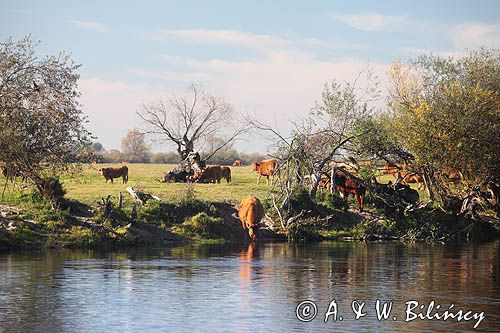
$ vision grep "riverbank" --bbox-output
[1,164,498,249]
[1,195,498,250]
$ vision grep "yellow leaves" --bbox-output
[414,101,430,119]
[387,60,424,106]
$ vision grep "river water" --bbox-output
[0,241,498,332]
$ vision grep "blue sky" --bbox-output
[1,0,499,153]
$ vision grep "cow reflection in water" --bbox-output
[238,242,262,285]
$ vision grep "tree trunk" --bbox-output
[309,172,321,198]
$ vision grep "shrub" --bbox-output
[172,212,230,240]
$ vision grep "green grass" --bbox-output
[58,163,274,206]
[1,164,429,208]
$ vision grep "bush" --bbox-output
[315,190,345,210]
[172,212,230,240]
[138,199,208,226]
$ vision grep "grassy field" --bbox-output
[60,163,275,207]
[1,163,490,248]
[1,163,425,208]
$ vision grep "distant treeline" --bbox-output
[95,147,266,166]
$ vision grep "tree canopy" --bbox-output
[0,36,93,204]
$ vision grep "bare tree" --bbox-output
[121,129,151,163]
[138,84,246,160]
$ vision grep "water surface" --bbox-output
[0,241,499,332]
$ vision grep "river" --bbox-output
[0,241,499,332]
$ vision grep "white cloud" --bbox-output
[144,29,290,51]
[138,28,373,54]
[151,51,388,152]
[452,22,500,49]
[129,69,211,82]
[70,20,110,33]
[330,13,408,32]
[80,50,388,153]
[79,78,165,149]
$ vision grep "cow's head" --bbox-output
[252,162,260,172]
[248,225,259,241]
[98,168,104,175]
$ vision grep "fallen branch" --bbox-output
[126,186,161,205]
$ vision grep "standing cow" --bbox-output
[238,196,264,241]
[334,171,366,212]
[98,166,129,184]
[252,159,277,185]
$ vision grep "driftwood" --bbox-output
[126,186,161,205]
[160,152,206,183]
[97,195,113,220]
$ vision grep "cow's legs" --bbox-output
[355,192,363,212]
[342,190,348,211]
[265,175,269,185]
[110,178,114,184]
[257,175,261,185]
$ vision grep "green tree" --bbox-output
[0,36,93,205]
[387,49,500,208]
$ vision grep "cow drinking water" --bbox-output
[238,196,264,241]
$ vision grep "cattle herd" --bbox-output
[96,159,276,241]
[0,157,480,241]
[91,159,467,240]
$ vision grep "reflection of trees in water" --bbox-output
[0,250,70,332]
[0,241,498,331]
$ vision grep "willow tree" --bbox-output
[387,49,500,210]
[0,36,93,205]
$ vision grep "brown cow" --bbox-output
[232,160,242,167]
[188,165,222,183]
[98,166,128,184]
[221,166,231,184]
[334,171,366,212]
[382,163,402,175]
[383,163,424,189]
[238,196,264,241]
[252,159,277,185]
